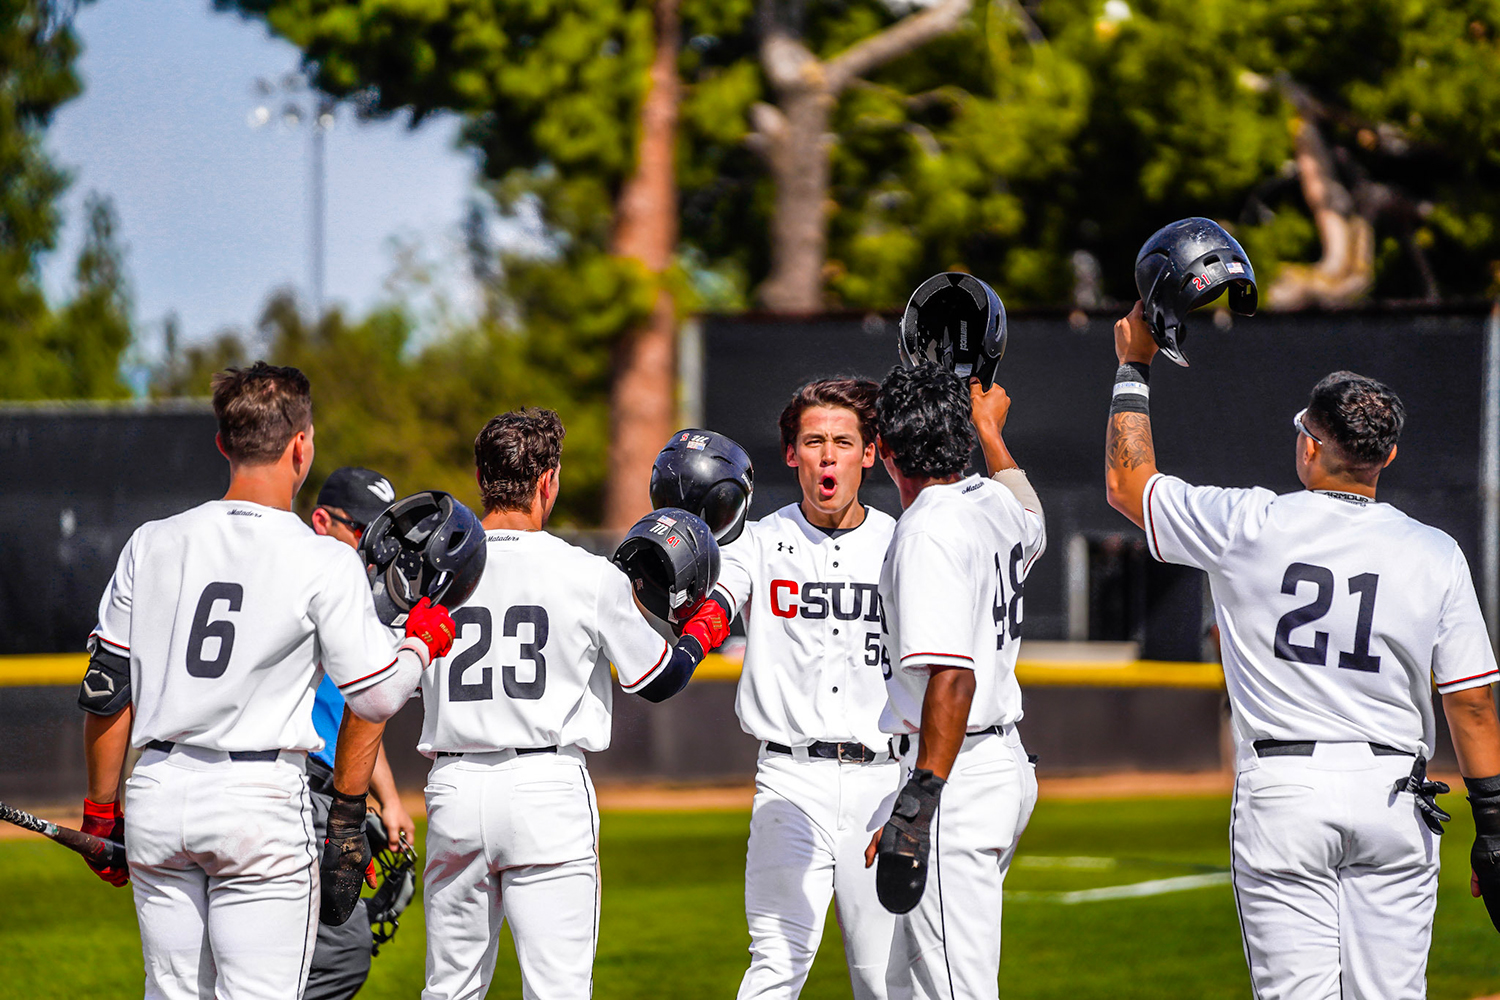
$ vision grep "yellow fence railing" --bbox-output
[0,652,1226,690]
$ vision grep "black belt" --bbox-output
[893,724,1007,759]
[766,740,885,764]
[1253,739,1414,758]
[145,739,281,763]
[436,746,558,758]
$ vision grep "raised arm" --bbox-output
[1105,301,1161,529]
[970,379,1018,475]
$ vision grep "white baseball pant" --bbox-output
[421,748,600,1000]
[1231,741,1441,1000]
[123,744,319,1000]
[885,726,1037,1000]
[737,748,901,1000]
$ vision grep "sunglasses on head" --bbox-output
[1292,408,1322,445]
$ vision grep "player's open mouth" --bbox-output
[819,474,838,500]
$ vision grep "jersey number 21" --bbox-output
[1273,563,1381,673]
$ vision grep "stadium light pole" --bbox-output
[249,73,334,319]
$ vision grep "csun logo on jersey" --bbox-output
[226,509,261,517]
[769,580,882,622]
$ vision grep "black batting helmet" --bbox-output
[649,429,754,545]
[360,491,487,626]
[899,272,1007,390]
[612,508,720,625]
[1135,217,1257,367]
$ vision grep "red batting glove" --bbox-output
[406,597,457,659]
[680,598,731,653]
[80,798,129,887]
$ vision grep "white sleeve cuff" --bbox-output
[992,468,1041,516]
[341,642,426,722]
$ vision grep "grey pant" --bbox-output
[306,771,374,1000]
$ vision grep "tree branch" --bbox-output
[745,101,788,164]
[826,0,973,94]
[760,28,824,94]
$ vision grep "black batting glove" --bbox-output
[876,768,945,914]
[1466,774,1500,935]
[320,789,370,927]
[1393,755,1451,835]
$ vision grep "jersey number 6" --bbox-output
[186,582,243,678]
[448,605,550,702]
[1273,563,1381,673]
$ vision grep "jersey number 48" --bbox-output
[992,544,1024,651]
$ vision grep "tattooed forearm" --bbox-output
[1106,412,1156,472]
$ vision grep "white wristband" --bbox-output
[1112,381,1149,399]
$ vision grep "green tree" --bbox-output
[159,286,622,526]
[221,0,1500,350]
[0,1,133,399]
[218,0,679,529]
[681,0,1500,308]
[47,194,134,397]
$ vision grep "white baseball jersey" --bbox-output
[1144,474,1498,756]
[716,503,897,750]
[91,499,405,753]
[417,529,672,755]
[879,474,1047,735]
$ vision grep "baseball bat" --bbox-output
[0,801,127,869]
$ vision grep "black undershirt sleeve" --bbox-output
[636,633,707,704]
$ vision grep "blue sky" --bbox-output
[42,0,483,352]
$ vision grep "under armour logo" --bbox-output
[777,542,795,554]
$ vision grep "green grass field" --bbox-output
[5,793,1498,998]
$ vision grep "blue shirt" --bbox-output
[310,674,346,768]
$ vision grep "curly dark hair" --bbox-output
[876,364,975,480]
[778,377,880,452]
[474,408,565,513]
[1303,371,1405,476]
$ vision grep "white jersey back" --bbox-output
[878,475,1047,734]
[1144,474,1498,756]
[716,503,896,750]
[417,529,672,755]
[91,500,402,752]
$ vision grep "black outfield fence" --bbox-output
[0,401,224,656]
[699,305,1499,654]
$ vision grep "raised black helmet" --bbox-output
[360,491,487,626]
[612,508,720,625]
[649,429,755,545]
[899,272,1007,390]
[1134,217,1258,367]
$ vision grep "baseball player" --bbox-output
[77,362,456,1000]
[329,407,730,1000]
[305,466,415,1000]
[866,363,1045,1000]
[1104,301,1500,998]
[686,379,900,999]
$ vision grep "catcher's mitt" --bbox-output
[365,812,418,955]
